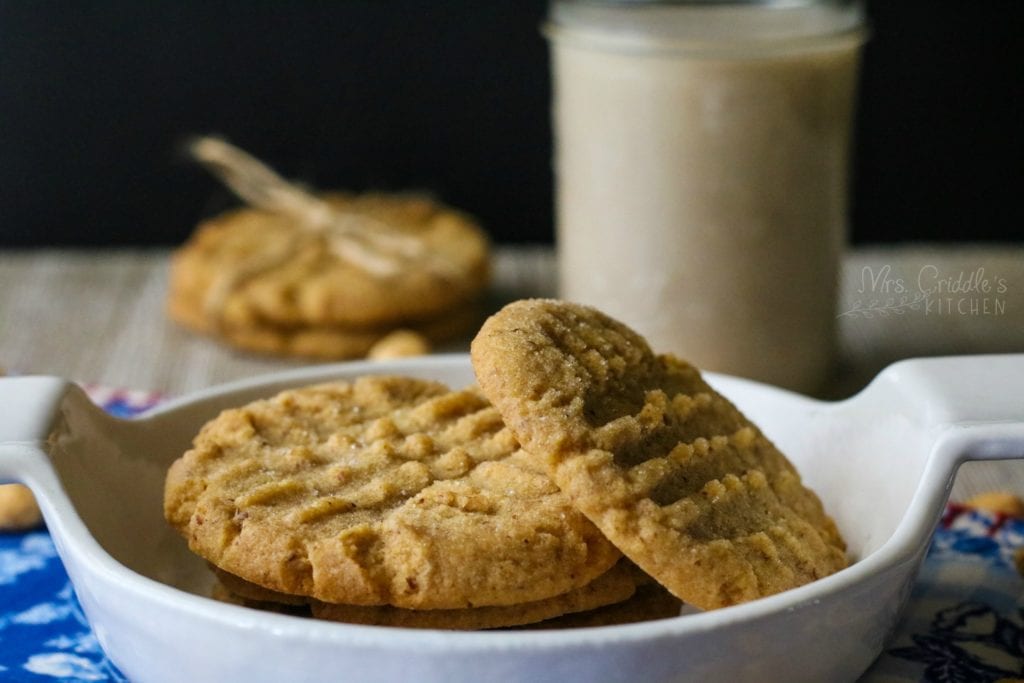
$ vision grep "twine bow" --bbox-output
[188,137,460,324]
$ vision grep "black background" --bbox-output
[1,1,1021,247]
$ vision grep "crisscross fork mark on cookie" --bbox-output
[165,375,619,610]
[471,299,847,610]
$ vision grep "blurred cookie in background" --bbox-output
[167,138,489,359]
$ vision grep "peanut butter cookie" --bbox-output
[213,561,636,630]
[168,193,489,333]
[524,583,684,629]
[165,376,619,609]
[310,561,636,630]
[168,293,476,360]
[170,138,490,359]
[471,299,847,611]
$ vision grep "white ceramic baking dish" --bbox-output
[1,354,1022,682]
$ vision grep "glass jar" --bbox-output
[547,0,866,393]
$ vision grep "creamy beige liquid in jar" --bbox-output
[548,0,865,393]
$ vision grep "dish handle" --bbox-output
[0,376,75,484]
[881,354,1024,466]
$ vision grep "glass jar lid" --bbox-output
[561,0,854,6]
[548,0,865,55]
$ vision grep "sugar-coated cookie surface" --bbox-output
[165,376,619,609]
[471,299,847,610]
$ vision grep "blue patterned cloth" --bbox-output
[1,388,1022,682]
[0,533,126,682]
[865,504,1024,681]
[0,386,157,682]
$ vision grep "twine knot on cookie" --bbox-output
[188,136,464,324]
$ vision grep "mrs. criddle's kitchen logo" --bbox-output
[838,264,1009,319]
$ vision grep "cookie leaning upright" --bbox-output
[471,299,847,611]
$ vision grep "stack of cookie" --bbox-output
[164,377,671,628]
[164,300,847,628]
[167,138,490,360]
